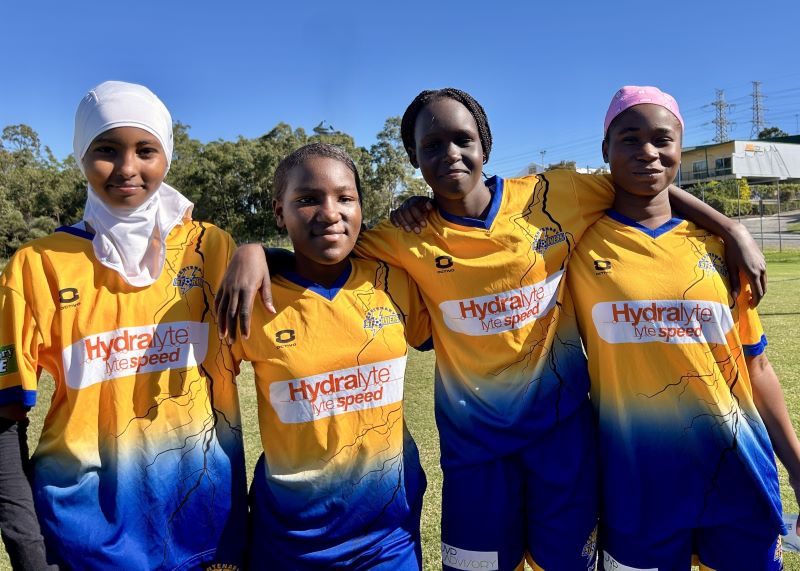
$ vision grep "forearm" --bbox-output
[216,243,275,340]
[669,185,766,304]
[668,185,740,237]
[748,355,800,481]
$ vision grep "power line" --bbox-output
[711,89,735,143]
[750,81,766,138]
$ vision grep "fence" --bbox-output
[689,181,800,251]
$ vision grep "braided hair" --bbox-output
[400,88,493,164]
[272,142,363,202]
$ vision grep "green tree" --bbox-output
[738,178,751,202]
[757,126,788,140]
[0,125,85,256]
[547,160,577,171]
[0,118,438,252]
[366,117,427,225]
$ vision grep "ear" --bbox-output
[273,198,285,229]
[601,139,609,164]
[408,146,419,169]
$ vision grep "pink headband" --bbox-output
[603,85,684,137]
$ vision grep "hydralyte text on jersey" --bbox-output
[62,322,209,389]
[591,300,734,345]
[270,356,407,423]
[438,271,564,336]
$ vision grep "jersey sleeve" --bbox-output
[353,222,407,267]
[0,282,42,408]
[570,172,615,233]
[735,285,767,356]
[400,272,432,351]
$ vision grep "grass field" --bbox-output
[1,251,798,570]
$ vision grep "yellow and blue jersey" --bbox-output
[0,221,247,570]
[355,170,614,466]
[567,211,783,535]
[233,258,431,565]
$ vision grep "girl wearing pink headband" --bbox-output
[603,85,685,138]
[566,86,799,570]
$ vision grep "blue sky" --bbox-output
[2,0,799,177]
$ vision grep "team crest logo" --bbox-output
[0,344,19,376]
[173,265,205,295]
[363,307,400,335]
[581,524,598,566]
[697,253,728,277]
[532,226,568,254]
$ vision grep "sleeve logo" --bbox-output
[0,344,19,376]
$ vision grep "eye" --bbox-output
[137,146,160,158]
[91,145,116,155]
[295,196,318,205]
[339,194,358,203]
[654,137,674,146]
[621,136,638,144]
[456,136,474,147]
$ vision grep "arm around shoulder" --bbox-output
[215,243,274,342]
[669,185,766,305]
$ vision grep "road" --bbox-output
[736,209,800,250]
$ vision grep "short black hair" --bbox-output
[400,88,493,164]
[272,143,363,202]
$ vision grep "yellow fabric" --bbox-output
[353,171,614,464]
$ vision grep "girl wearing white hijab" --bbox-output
[0,81,247,570]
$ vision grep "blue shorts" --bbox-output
[600,518,784,571]
[247,523,421,570]
[440,401,599,570]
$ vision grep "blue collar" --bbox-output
[606,209,683,238]
[438,176,503,230]
[280,260,352,301]
[56,223,94,240]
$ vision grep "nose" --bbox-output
[636,142,659,161]
[444,141,461,164]
[116,149,138,178]
[317,198,343,223]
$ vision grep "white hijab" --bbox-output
[73,80,193,287]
